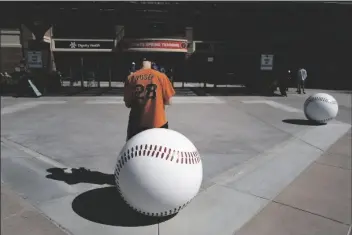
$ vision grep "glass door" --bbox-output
[81,55,98,88]
[53,53,81,87]
[96,54,112,88]
[80,54,113,88]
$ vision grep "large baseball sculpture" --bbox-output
[115,128,203,217]
[304,93,338,124]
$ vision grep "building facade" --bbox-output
[1,2,351,89]
[50,22,194,84]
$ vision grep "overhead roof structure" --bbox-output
[1,1,351,25]
[0,1,351,42]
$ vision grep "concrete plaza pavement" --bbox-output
[1,87,351,235]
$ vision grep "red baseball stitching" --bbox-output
[115,144,201,173]
[114,144,201,217]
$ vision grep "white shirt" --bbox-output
[298,68,307,81]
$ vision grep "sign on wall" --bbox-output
[52,39,114,52]
[260,54,274,71]
[27,51,43,68]
[123,39,188,52]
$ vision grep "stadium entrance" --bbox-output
[116,52,186,81]
[54,52,114,87]
[116,38,189,82]
[52,38,189,87]
[52,39,116,88]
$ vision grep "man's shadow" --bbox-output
[46,167,115,185]
[46,168,176,227]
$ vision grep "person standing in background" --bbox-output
[297,67,307,94]
[167,68,174,86]
[287,70,291,91]
[278,72,288,97]
[159,66,166,74]
[151,62,159,71]
[129,62,136,75]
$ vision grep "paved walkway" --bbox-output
[2,130,350,235]
[235,130,351,235]
[1,183,68,235]
[1,90,351,235]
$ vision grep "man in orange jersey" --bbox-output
[124,57,176,141]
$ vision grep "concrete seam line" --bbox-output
[1,137,67,169]
[1,102,41,115]
[233,100,350,152]
[271,200,351,226]
[1,101,67,115]
[209,135,303,185]
[209,122,328,186]
[1,137,80,194]
[1,183,74,235]
[208,124,350,197]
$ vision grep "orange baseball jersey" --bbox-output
[124,68,175,128]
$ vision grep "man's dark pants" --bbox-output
[127,121,169,141]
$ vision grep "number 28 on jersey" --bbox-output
[135,84,158,100]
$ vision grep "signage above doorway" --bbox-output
[122,38,188,53]
[260,54,274,71]
[52,39,114,52]
[27,51,43,68]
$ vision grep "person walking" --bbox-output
[297,67,307,94]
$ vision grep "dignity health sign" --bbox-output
[52,39,114,52]
[123,39,188,52]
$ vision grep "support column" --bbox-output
[20,24,35,66]
[184,27,194,87]
[114,25,125,49]
[45,27,56,73]
[26,26,53,72]
[185,27,194,55]
[113,25,125,88]
[25,23,53,94]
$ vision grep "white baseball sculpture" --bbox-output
[115,128,203,217]
[304,93,339,124]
